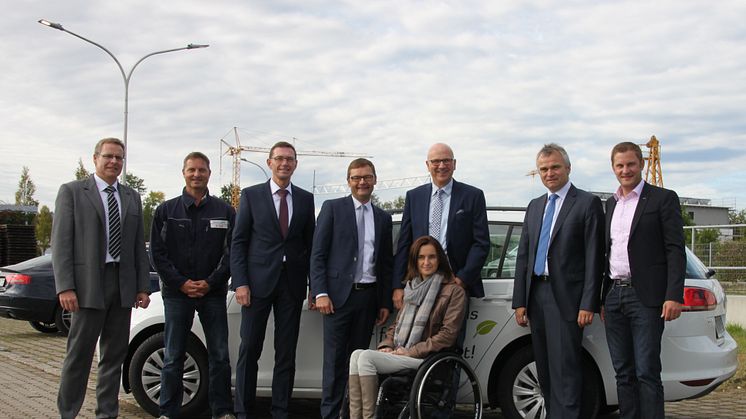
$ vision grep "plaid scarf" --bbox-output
[393,273,443,349]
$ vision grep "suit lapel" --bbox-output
[530,195,546,254]
[549,185,577,247]
[416,184,432,237]
[83,176,105,226]
[345,196,359,247]
[372,204,383,262]
[629,183,650,236]
[605,196,617,249]
[446,180,460,240]
[119,185,131,228]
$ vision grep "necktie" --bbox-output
[355,205,366,282]
[533,194,558,276]
[278,189,289,238]
[104,186,121,259]
[429,189,443,241]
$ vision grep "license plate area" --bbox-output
[715,315,725,340]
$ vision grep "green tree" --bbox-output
[15,166,39,206]
[142,191,166,239]
[35,205,53,254]
[123,172,147,195]
[220,184,238,206]
[371,194,405,211]
[75,158,90,180]
[729,209,746,225]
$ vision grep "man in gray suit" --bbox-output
[53,137,151,419]
[512,143,604,419]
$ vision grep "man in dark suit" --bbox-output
[512,143,604,419]
[601,142,685,419]
[310,158,393,419]
[52,137,151,419]
[231,141,316,419]
[393,143,490,309]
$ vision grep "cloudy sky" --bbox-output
[2,1,745,212]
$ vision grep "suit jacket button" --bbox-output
[353,257,357,261]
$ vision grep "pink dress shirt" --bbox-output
[609,180,645,280]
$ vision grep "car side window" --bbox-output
[482,224,509,279]
[499,226,521,278]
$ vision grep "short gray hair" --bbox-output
[94,138,125,155]
[536,143,571,167]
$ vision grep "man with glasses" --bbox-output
[231,141,316,419]
[310,158,393,419]
[394,143,490,309]
[53,137,151,418]
[150,152,235,419]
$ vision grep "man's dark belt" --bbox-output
[612,278,632,287]
[532,274,550,282]
[352,282,376,290]
[106,262,120,267]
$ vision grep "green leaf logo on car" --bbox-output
[474,320,497,338]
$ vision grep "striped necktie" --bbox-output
[104,186,121,259]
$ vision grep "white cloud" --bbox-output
[1,0,745,211]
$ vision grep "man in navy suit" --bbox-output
[393,143,490,309]
[311,158,393,419]
[601,142,685,419]
[231,141,316,419]
[512,143,604,419]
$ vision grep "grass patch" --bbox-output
[718,323,745,391]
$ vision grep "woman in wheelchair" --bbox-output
[348,235,467,419]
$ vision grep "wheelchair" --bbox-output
[373,349,483,419]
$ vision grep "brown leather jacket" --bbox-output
[378,276,467,359]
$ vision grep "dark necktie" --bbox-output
[278,188,289,238]
[104,186,121,259]
[355,205,366,282]
[533,194,558,276]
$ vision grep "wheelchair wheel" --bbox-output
[409,353,482,419]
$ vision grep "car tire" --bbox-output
[28,320,58,334]
[128,331,209,418]
[497,345,601,419]
[55,306,71,336]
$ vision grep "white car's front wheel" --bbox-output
[128,331,209,417]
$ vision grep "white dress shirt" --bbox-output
[353,196,377,284]
[93,174,121,263]
[538,180,572,276]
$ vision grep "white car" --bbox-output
[123,208,738,418]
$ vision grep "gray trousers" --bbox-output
[349,349,424,377]
[58,264,132,419]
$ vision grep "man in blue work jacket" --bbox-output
[150,151,236,419]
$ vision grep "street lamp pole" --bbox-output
[38,19,209,179]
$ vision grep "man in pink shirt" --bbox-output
[601,142,685,419]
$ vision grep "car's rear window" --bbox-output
[685,247,712,279]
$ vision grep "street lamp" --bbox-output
[240,157,270,180]
[38,19,209,179]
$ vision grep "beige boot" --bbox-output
[348,374,363,419]
[359,375,379,419]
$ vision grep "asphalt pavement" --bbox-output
[0,317,742,418]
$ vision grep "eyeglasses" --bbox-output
[428,158,454,166]
[271,156,296,163]
[98,153,125,162]
[349,175,375,183]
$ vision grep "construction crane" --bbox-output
[220,127,371,208]
[314,175,431,194]
[642,135,664,187]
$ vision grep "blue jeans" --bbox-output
[604,285,665,419]
[161,292,232,418]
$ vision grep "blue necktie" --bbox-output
[533,194,558,276]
